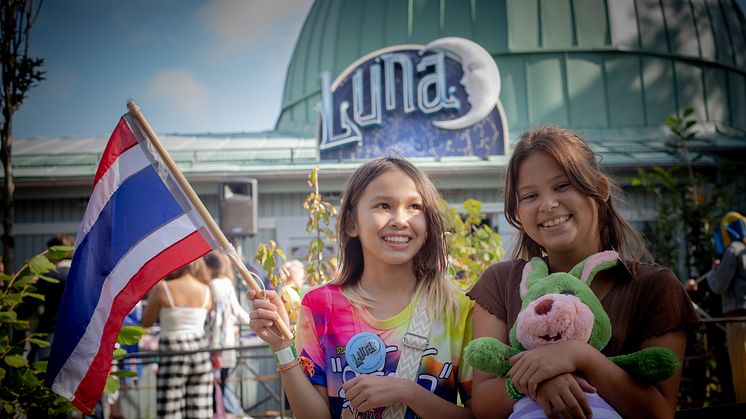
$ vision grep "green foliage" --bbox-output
[633,107,742,407]
[255,240,286,288]
[633,107,737,279]
[302,166,338,285]
[0,251,73,417]
[117,325,147,346]
[444,199,504,290]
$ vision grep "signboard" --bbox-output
[318,37,508,159]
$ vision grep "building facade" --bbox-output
[5,0,746,274]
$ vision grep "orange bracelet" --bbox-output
[276,358,301,373]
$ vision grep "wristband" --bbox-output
[272,343,297,366]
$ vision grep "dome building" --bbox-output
[6,0,746,275]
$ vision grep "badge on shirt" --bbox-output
[345,332,386,374]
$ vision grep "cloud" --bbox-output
[143,69,210,119]
[196,0,312,54]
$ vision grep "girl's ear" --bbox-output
[348,223,358,237]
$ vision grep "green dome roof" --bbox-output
[276,0,746,140]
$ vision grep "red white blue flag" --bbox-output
[47,114,216,412]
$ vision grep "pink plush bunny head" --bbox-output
[510,251,619,351]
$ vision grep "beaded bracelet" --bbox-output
[276,358,301,373]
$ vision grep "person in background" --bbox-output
[142,259,213,418]
[33,234,74,361]
[707,211,746,403]
[204,250,251,416]
[278,259,306,324]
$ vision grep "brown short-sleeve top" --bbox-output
[466,259,700,356]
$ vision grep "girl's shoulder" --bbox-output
[479,259,529,283]
[301,283,345,306]
[622,261,680,285]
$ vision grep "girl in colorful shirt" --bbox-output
[468,126,698,418]
[248,157,474,419]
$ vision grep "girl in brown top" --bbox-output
[468,126,697,418]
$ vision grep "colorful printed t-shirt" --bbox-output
[296,284,474,419]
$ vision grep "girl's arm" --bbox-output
[473,305,594,419]
[141,285,161,327]
[248,289,332,419]
[343,374,473,418]
[707,243,742,294]
[470,304,518,419]
[509,330,686,419]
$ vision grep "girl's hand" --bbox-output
[342,374,414,413]
[509,341,587,399]
[247,289,292,350]
[534,373,595,419]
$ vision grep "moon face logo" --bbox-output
[422,37,501,130]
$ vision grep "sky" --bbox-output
[14,0,314,138]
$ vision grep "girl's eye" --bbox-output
[376,203,390,209]
[519,193,537,201]
[555,182,571,191]
[409,203,423,210]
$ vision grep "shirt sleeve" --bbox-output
[457,297,474,402]
[707,242,744,294]
[636,266,699,343]
[466,262,514,322]
[296,292,327,387]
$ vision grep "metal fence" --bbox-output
[115,336,286,419]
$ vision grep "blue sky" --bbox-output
[14,0,313,138]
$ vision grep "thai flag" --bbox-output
[47,114,216,413]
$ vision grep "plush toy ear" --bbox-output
[569,250,619,284]
[520,257,549,297]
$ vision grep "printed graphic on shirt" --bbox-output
[295,285,473,419]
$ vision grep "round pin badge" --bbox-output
[345,332,386,374]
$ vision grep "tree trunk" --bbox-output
[1,109,13,273]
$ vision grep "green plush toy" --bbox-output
[465,251,680,413]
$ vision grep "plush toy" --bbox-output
[465,251,680,417]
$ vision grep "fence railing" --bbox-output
[115,337,285,419]
[110,317,746,418]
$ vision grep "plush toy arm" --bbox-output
[609,347,680,383]
[464,337,521,377]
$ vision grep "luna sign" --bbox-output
[318,37,508,160]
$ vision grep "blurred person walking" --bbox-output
[142,259,213,418]
[204,250,251,417]
[708,211,746,402]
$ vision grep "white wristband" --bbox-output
[273,344,297,366]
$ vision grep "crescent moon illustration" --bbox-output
[423,37,501,130]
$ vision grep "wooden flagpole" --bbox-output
[126,99,294,340]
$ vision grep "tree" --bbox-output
[0,0,45,272]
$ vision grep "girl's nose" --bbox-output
[539,195,559,212]
[389,207,409,228]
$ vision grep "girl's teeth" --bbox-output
[384,236,409,243]
[542,216,569,227]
